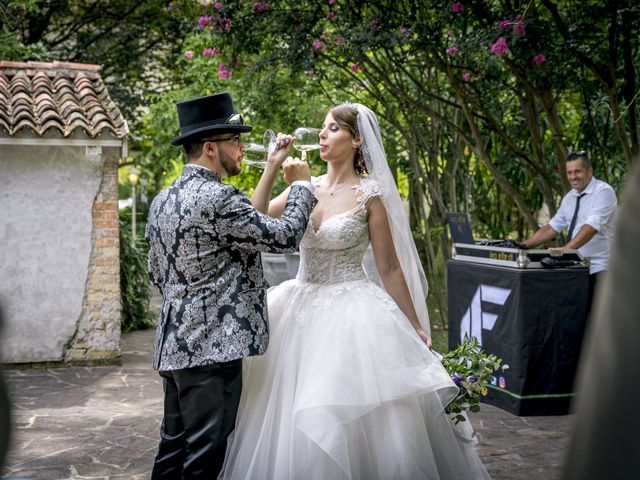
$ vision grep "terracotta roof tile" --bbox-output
[0,60,128,138]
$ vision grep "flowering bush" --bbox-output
[197,15,213,29]
[252,2,269,14]
[440,335,508,424]
[490,37,508,57]
[218,63,232,79]
[533,54,546,65]
[202,47,219,57]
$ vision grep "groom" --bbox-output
[146,92,316,479]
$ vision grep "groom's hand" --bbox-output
[283,156,311,184]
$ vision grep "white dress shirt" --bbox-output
[549,177,617,274]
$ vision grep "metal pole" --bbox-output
[131,184,136,246]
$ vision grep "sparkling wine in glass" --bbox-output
[292,127,321,161]
[241,129,277,170]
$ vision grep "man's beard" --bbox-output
[220,151,241,177]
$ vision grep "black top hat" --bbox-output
[170,92,252,146]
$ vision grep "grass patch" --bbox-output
[430,327,449,354]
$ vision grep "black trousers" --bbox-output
[151,360,242,480]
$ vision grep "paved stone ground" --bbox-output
[1,328,573,480]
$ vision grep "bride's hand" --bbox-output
[267,133,294,166]
[283,156,311,184]
[416,329,432,348]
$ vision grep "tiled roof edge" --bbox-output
[0,60,128,140]
[0,60,102,73]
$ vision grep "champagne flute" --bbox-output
[292,127,321,161]
[241,129,277,170]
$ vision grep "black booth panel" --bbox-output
[447,260,589,415]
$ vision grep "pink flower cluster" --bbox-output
[327,0,335,4]
[499,14,525,36]
[512,21,526,36]
[463,72,471,82]
[451,2,464,12]
[490,37,508,57]
[399,27,408,34]
[218,64,232,79]
[533,54,546,65]
[327,11,336,20]
[350,63,365,72]
[202,47,220,57]
[197,16,213,29]
[311,35,329,52]
[446,47,458,56]
[219,18,231,31]
[370,19,379,27]
[252,2,268,13]
[184,50,193,59]
[213,1,222,9]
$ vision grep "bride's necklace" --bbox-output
[327,183,348,196]
[324,178,358,196]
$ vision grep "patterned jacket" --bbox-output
[145,164,316,371]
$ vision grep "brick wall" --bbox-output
[65,152,122,363]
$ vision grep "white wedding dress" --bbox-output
[221,177,491,480]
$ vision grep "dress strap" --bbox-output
[355,177,382,209]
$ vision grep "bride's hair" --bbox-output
[330,105,368,175]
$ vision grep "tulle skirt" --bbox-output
[220,279,491,479]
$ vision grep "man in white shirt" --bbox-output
[522,151,618,311]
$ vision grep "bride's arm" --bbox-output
[367,196,432,347]
[257,186,291,217]
[251,134,293,215]
[251,165,290,216]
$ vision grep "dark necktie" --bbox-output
[567,193,586,241]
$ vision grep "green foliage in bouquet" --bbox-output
[441,335,508,424]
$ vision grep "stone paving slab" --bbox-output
[1,328,573,479]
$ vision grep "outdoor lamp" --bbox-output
[127,166,140,186]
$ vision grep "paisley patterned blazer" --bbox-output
[146,164,316,371]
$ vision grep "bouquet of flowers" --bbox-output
[438,335,508,424]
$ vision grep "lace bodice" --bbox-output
[296,177,381,284]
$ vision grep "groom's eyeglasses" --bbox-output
[203,136,243,147]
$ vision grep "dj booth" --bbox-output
[447,243,590,416]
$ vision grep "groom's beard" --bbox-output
[220,150,242,177]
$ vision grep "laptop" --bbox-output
[446,212,475,245]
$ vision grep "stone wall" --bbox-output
[0,142,121,364]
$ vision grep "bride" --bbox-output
[220,104,491,479]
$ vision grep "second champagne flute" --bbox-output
[292,127,321,161]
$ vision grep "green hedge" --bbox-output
[119,211,155,332]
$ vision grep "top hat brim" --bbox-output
[170,124,253,146]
